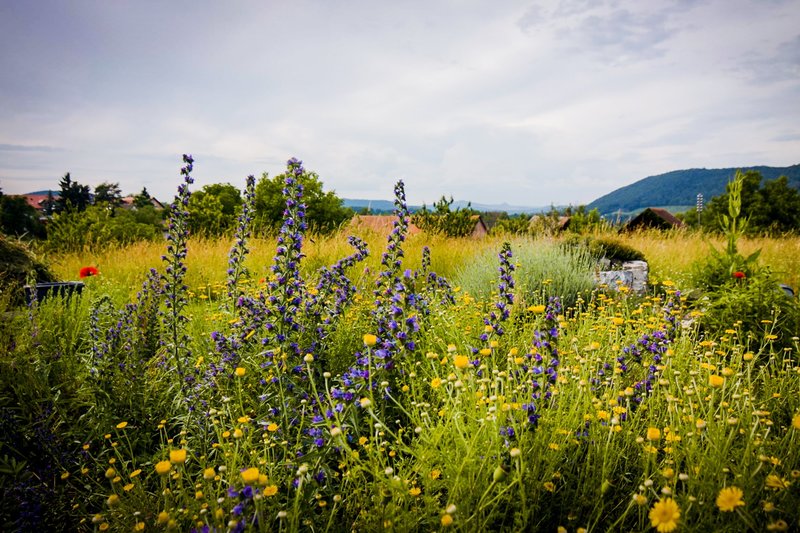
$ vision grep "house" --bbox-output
[22,192,58,215]
[468,214,489,238]
[624,208,684,231]
[120,196,165,210]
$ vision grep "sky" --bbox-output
[1,0,798,208]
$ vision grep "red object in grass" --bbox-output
[732,271,746,279]
[79,266,100,278]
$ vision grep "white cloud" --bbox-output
[0,0,798,206]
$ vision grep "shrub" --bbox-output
[453,238,596,309]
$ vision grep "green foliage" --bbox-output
[254,169,352,234]
[93,182,123,208]
[493,213,535,235]
[564,235,646,266]
[453,238,596,309]
[692,172,799,348]
[412,195,478,237]
[46,205,163,252]
[187,183,242,236]
[55,173,91,213]
[560,205,608,234]
[698,171,800,235]
[0,193,45,238]
[0,236,56,303]
[133,187,154,209]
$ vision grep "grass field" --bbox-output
[2,189,799,531]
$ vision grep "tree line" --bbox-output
[2,167,799,249]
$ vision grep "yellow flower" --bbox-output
[409,486,422,496]
[241,467,260,485]
[431,378,442,389]
[105,467,116,479]
[263,485,278,496]
[235,367,246,377]
[267,423,279,432]
[157,511,170,525]
[478,348,492,357]
[233,428,244,439]
[106,494,120,507]
[363,334,378,346]
[116,421,128,429]
[133,522,145,531]
[130,469,141,478]
[765,475,790,490]
[767,520,789,531]
[649,498,680,532]
[430,469,441,479]
[646,427,661,441]
[441,514,454,527]
[203,467,215,480]
[169,449,187,464]
[543,481,555,492]
[155,460,172,476]
[360,397,372,408]
[453,355,470,369]
[792,413,800,430]
[716,486,745,512]
[528,305,546,313]
[123,483,134,492]
[709,375,724,388]
[60,471,70,480]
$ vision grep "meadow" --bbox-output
[2,158,799,532]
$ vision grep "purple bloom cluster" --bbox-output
[484,242,515,340]
[521,297,561,427]
[266,158,308,356]
[161,154,197,408]
[226,174,256,309]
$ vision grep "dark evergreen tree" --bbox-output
[55,173,91,213]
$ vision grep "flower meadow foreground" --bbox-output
[1,156,799,532]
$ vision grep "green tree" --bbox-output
[94,182,123,208]
[133,187,153,209]
[702,170,800,235]
[188,183,242,235]
[55,173,91,213]
[254,169,353,234]
[412,196,477,237]
[0,191,46,238]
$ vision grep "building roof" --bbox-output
[625,207,685,230]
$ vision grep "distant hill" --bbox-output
[343,198,549,215]
[587,164,800,218]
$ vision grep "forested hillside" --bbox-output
[588,164,800,216]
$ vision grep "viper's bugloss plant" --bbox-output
[161,154,196,410]
[226,174,256,310]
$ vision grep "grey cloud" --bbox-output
[0,143,62,152]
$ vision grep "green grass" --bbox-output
[1,228,799,532]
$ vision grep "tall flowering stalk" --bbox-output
[372,180,418,362]
[522,297,561,427]
[226,174,256,311]
[161,154,195,408]
[267,158,307,356]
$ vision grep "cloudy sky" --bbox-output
[1,0,798,207]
